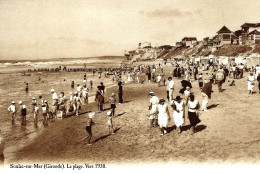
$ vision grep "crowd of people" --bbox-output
[2,59,260,163]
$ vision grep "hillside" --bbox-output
[164,44,260,58]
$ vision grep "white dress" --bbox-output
[173,101,184,127]
[157,104,169,128]
[127,73,131,82]
[248,75,255,91]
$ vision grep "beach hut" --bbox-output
[218,56,229,65]
[235,56,246,65]
[246,56,260,68]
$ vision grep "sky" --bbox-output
[0,0,260,60]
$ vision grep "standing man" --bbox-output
[216,69,224,92]
[8,101,17,123]
[118,81,123,104]
[51,88,58,119]
[257,73,260,94]
[0,130,5,165]
[168,77,174,102]
[193,65,198,80]
[149,92,159,128]
[201,79,213,111]
[95,87,104,112]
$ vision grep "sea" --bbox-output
[0,57,127,162]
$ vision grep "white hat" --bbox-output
[88,112,95,118]
[22,105,26,109]
[32,97,36,100]
[107,111,112,116]
[50,89,54,92]
[44,100,47,103]
[18,101,22,104]
[186,86,190,89]
[11,101,15,104]
[70,92,72,95]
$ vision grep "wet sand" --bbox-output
[3,63,260,165]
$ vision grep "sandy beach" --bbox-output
[2,61,259,165]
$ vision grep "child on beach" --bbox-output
[183,86,191,105]
[82,87,89,104]
[82,112,95,145]
[8,101,17,123]
[107,111,115,135]
[198,73,203,90]
[109,93,116,117]
[32,98,39,125]
[19,101,27,125]
[41,103,48,126]
[90,80,93,89]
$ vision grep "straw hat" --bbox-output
[107,111,112,116]
[175,96,181,101]
[159,99,165,103]
[88,112,95,118]
[149,92,155,96]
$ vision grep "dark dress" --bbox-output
[118,82,123,103]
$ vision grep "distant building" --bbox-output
[213,26,232,48]
[248,29,260,44]
[239,23,260,45]
[175,42,183,47]
[181,37,197,47]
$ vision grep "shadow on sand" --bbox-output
[208,104,219,110]
[93,127,121,143]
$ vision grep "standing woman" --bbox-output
[171,96,185,134]
[74,92,82,116]
[58,92,67,119]
[118,81,123,104]
[248,72,255,94]
[157,99,170,136]
[187,94,201,135]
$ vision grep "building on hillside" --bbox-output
[181,37,197,47]
[239,23,260,45]
[175,42,183,47]
[248,29,260,44]
[213,26,232,48]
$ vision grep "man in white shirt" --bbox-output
[51,89,58,119]
[0,130,5,165]
[157,74,162,87]
[149,92,159,128]
[168,77,174,102]
[8,101,16,123]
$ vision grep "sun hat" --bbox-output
[32,97,36,100]
[12,101,15,104]
[149,92,155,96]
[88,112,95,118]
[18,101,22,105]
[107,111,112,116]
[175,96,181,101]
[159,99,165,103]
[186,86,190,89]
[44,100,47,103]
[50,88,54,92]
[22,105,26,109]
[111,93,115,96]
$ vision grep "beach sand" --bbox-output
[1,61,260,165]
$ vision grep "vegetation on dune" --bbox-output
[213,45,252,57]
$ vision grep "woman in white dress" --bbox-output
[156,99,170,136]
[248,72,255,94]
[171,96,185,134]
[127,72,132,82]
